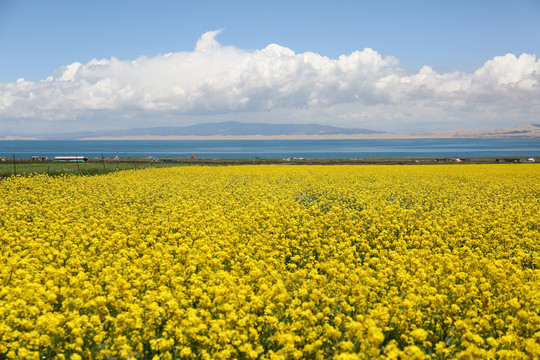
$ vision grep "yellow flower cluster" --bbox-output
[0,165,539,359]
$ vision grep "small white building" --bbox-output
[32,156,48,162]
[54,156,88,162]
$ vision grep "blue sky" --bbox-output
[1,0,539,135]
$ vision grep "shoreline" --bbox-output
[75,134,540,140]
[2,157,537,178]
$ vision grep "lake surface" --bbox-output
[1,139,539,159]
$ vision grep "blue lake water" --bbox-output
[1,139,539,159]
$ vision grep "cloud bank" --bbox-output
[1,30,539,133]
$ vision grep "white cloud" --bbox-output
[1,30,539,133]
[471,53,540,89]
[195,29,224,51]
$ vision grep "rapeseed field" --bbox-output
[0,165,539,359]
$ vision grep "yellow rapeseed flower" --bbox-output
[0,165,538,359]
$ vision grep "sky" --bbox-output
[0,0,539,135]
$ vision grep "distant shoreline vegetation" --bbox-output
[1,157,537,178]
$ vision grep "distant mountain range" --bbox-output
[1,122,540,140]
[29,121,386,140]
[400,124,540,139]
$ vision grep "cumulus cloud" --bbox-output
[195,29,224,51]
[1,30,539,133]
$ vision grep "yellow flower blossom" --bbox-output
[0,164,538,359]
